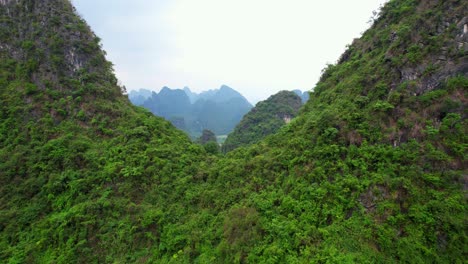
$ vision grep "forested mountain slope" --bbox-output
[223,90,303,152]
[0,0,207,262]
[206,0,467,262]
[0,0,467,263]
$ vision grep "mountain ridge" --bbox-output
[133,85,253,136]
[0,1,205,262]
[223,90,303,152]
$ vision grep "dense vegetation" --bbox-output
[223,90,303,152]
[197,129,220,155]
[0,1,207,262]
[1,0,467,263]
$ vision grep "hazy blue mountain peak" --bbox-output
[292,89,310,103]
[136,85,252,136]
[128,88,153,105]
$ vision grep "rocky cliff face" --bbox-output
[0,0,17,6]
[341,1,467,96]
[0,0,120,94]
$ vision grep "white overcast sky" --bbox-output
[72,0,388,104]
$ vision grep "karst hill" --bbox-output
[0,0,466,262]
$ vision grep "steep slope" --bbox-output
[0,0,206,262]
[223,90,303,152]
[1,0,467,263]
[183,86,198,103]
[202,0,467,262]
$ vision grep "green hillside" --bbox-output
[208,0,467,262]
[0,0,207,262]
[1,0,467,263]
[223,90,303,152]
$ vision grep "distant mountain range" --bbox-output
[128,89,152,106]
[129,85,253,136]
[293,89,310,103]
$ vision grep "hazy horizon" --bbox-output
[72,0,388,104]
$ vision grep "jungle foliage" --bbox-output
[0,0,467,263]
[223,91,303,152]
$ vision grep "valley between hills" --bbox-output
[0,0,466,263]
